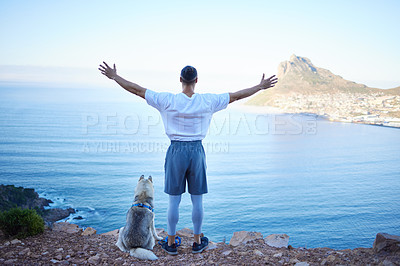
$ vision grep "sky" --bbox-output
[0,0,399,93]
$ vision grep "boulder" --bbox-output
[10,239,22,245]
[88,255,100,264]
[52,222,83,234]
[43,208,76,223]
[264,234,290,248]
[222,250,232,256]
[229,231,263,246]
[381,259,396,266]
[81,227,97,236]
[295,262,309,266]
[18,248,30,256]
[373,233,400,253]
[253,249,264,256]
[100,229,119,237]
[207,241,218,250]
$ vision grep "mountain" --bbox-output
[247,54,381,106]
[246,55,400,127]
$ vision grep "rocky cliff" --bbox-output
[0,185,75,223]
[0,185,50,211]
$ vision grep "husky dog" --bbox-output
[116,175,163,260]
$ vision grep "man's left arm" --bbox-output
[229,74,277,104]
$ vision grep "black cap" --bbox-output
[180,66,197,83]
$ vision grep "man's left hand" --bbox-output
[259,74,278,90]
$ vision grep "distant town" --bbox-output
[272,92,400,128]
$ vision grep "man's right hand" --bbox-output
[98,61,147,99]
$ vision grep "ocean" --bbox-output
[0,85,399,249]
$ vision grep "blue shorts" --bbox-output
[164,140,207,195]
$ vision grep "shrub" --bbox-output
[0,207,44,239]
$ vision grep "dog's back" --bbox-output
[121,207,154,250]
[116,176,161,260]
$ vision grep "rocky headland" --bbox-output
[246,55,400,128]
[1,222,399,265]
[0,185,75,224]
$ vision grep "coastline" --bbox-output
[233,103,400,129]
[1,222,399,265]
[328,118,400,129]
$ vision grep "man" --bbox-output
[98,62,277,255]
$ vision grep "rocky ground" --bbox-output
[0,222,399,265]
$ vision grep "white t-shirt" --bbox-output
[145,89,230,141]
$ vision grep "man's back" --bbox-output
[145,90,230,141]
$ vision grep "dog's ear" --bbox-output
[148,176,153,183]
[139,175,144,181]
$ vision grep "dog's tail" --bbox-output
[130,248,158,260]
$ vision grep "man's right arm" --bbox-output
[99,62,146,99]
[229,74,277,104]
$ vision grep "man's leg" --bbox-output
[167,194,181,246]
[191,194,204,244]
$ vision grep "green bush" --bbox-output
[0,208,44,239]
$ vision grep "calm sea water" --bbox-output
[0,85,399,249]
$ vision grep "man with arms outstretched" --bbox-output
[99,62,277,255]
